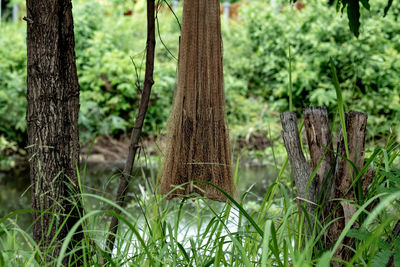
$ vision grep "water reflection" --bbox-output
[0,162,278,228]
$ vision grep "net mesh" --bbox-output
[160,0,235,201]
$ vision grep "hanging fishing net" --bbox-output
[160,0,235,201]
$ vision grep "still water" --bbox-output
[0,161,278,226]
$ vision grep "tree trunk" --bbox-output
[26,0,83,263]
[303,107,335,200]
[281,108,372,266]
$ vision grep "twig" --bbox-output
[23,16,33,23]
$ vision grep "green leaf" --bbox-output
[346,228,371,241]
[347,0,361,37]
[0,252,4,267]
[360,0,370,10]
[394,236,400,248]
[261,220,272,267]
[270,223,284,267]
[382,170,400,185]
[176,242,190,262]
[371,249,392,267]
[384,0,393,17]
[340,0,349,13]
[330,58,350,160]
[317,252,331,267]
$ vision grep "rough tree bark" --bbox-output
[26,0,83,263]
[281,108,373,266]
[280,112,317,217]
[303,107,335,200]
[303,106,335,241]
[330,111,367,266]
[106,0,156,254]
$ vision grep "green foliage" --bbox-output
[346,0,361,37]
[73,1,178,141]
[336,0,395,36]
[0,23,27,145]
[330,59,350,159]
[226,0,400,139]
[0,0,399,154]
[0,136,18,170]
[383,0,393,16]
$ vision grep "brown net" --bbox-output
[160,0,235,201]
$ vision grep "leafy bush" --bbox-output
[224,0,400,139]
[73,1,178,141]
[0,0,399,153]
[73,0,273,143]
[0,23,27,145]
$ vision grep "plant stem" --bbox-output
[288,45,293,112]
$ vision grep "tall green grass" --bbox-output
[0,139,399,266]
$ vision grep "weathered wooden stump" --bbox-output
[280,106,369,265]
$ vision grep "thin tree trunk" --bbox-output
[106,0,156,254]
[26,0,83,264]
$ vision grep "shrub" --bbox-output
[224,0,400,139]
[0,23,27,145]
[0,0,399,151]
